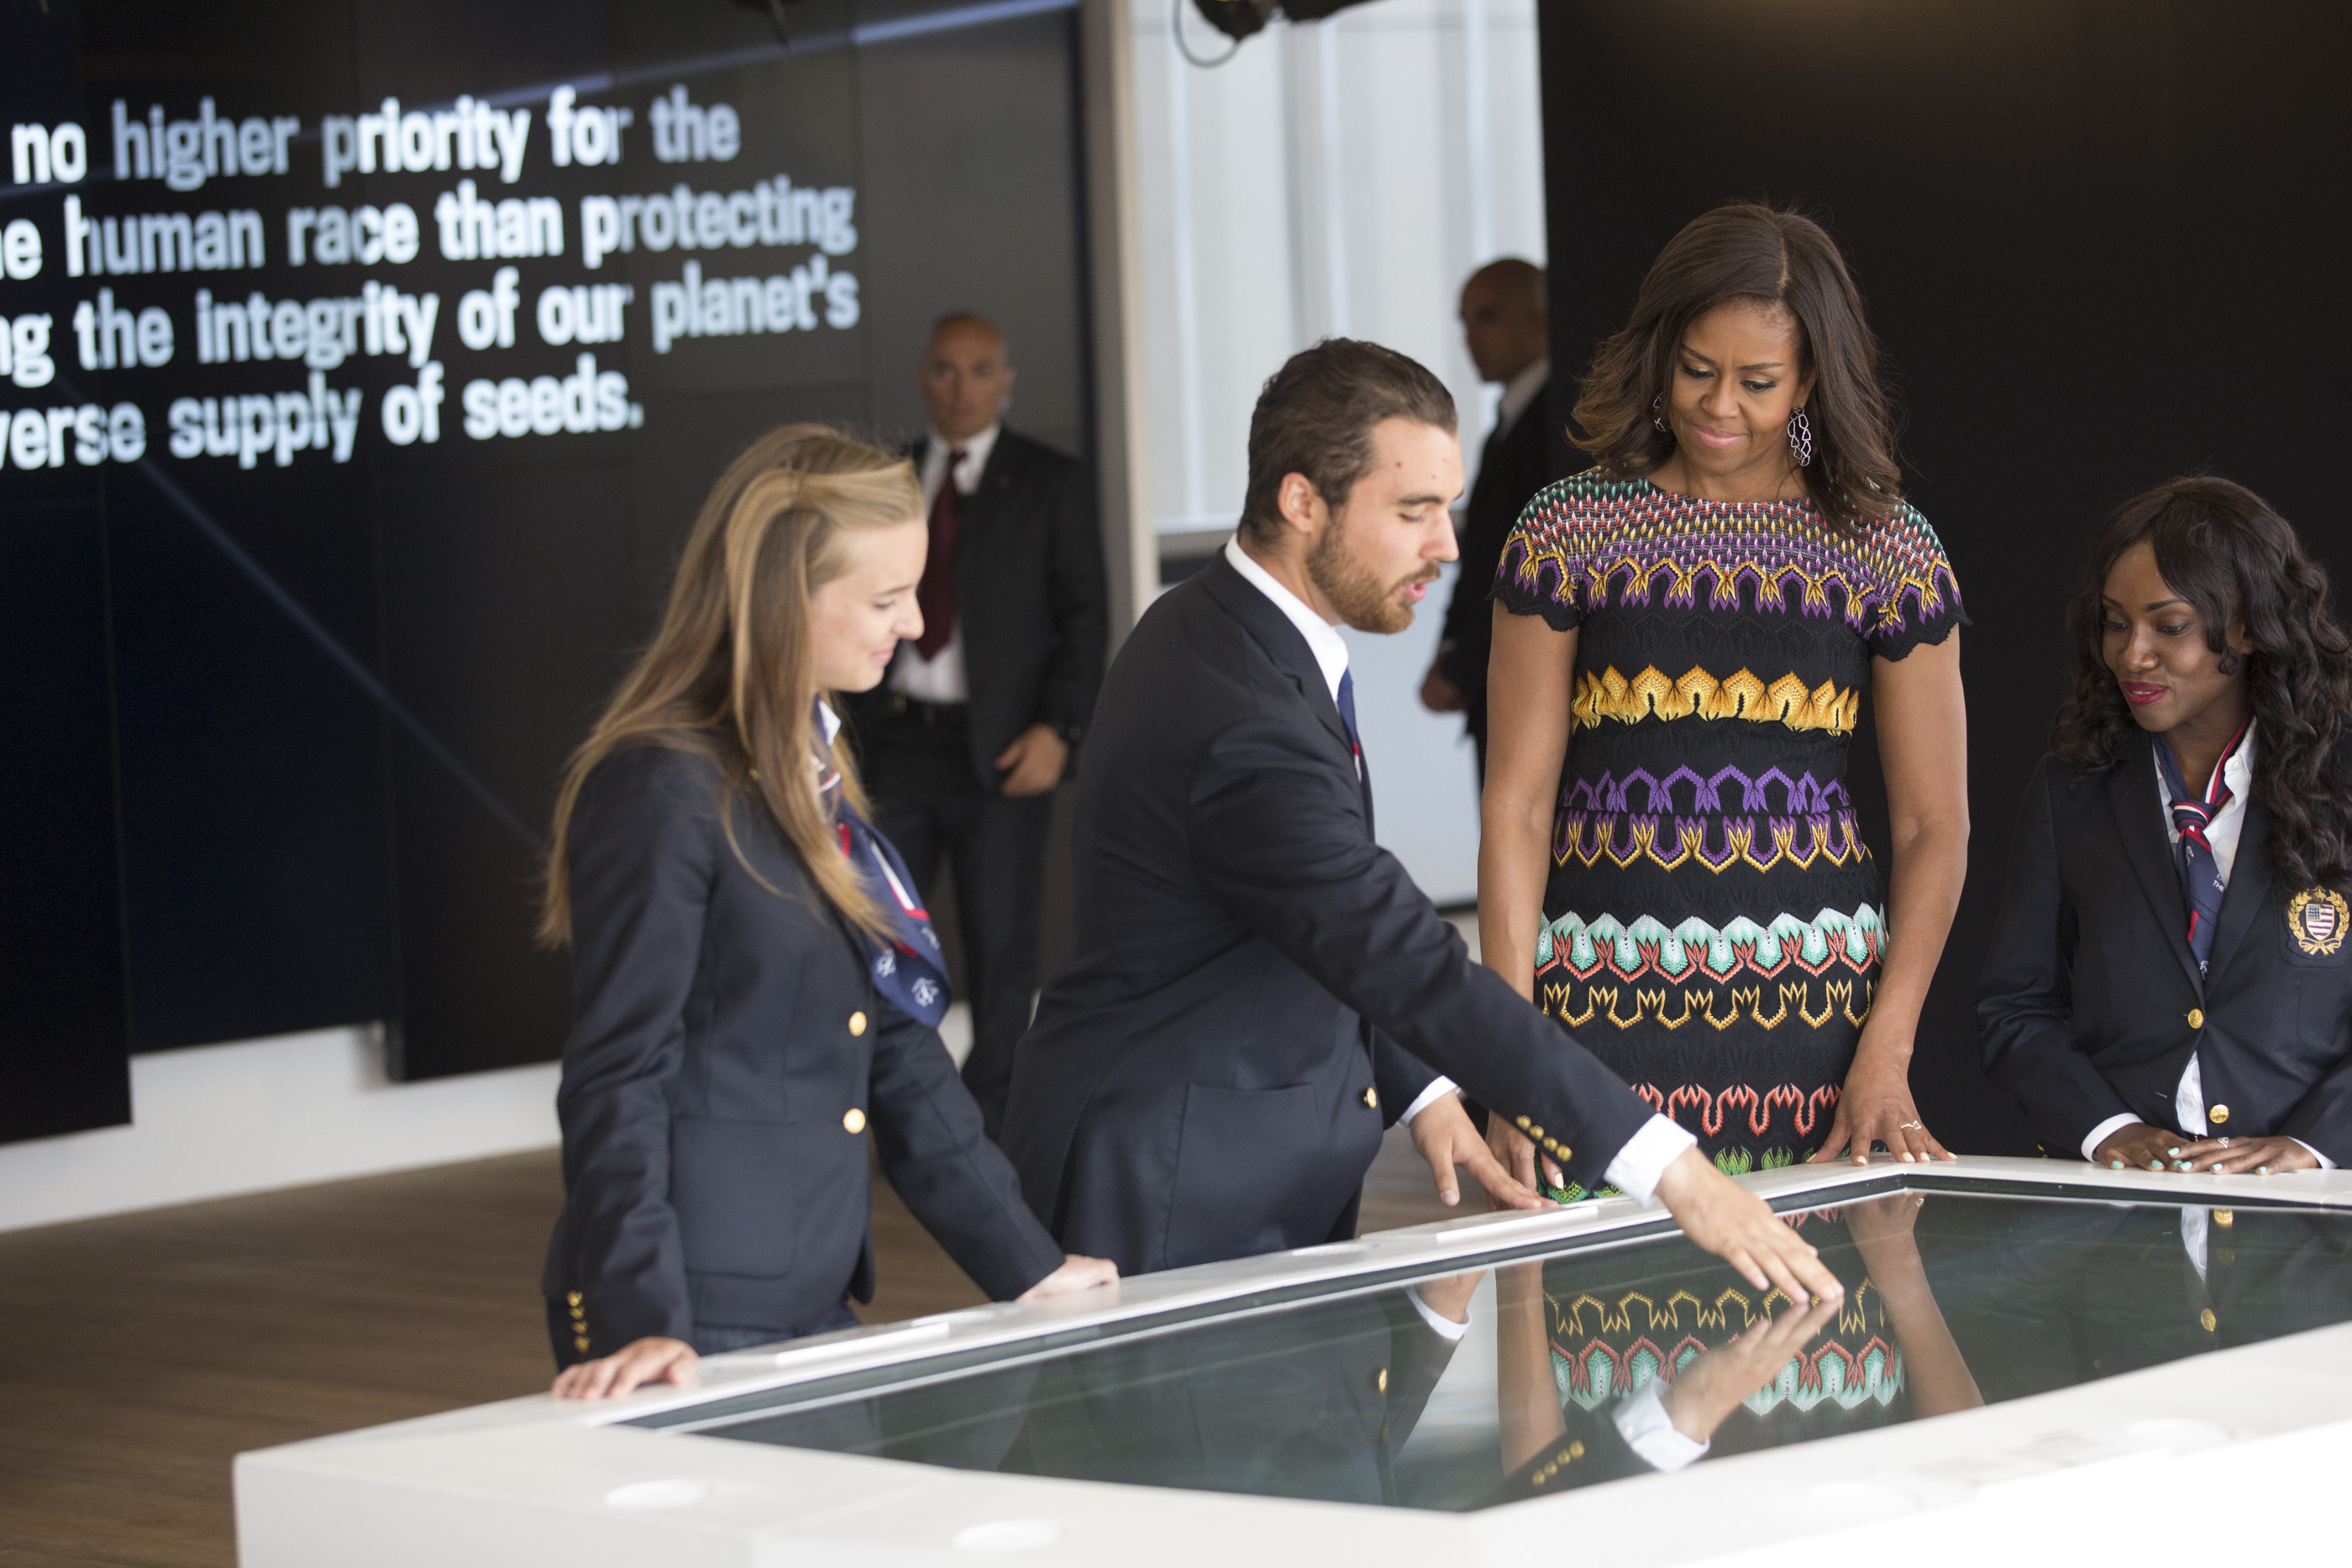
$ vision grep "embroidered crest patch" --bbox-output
[2287,887,2349,956]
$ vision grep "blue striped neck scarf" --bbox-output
[2155,716,2253,973]
[815,705,952,1025]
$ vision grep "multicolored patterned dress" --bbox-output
[1494,470,1962,1183]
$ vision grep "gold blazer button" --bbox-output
[848,1010,868,1036]
[2187,1008,2205,1030]
[2214,1209,2234,1227]
[2208,1104,2229,1124]
[2200,1308,2218,1333]
[843,1107,867,1134]
[1362,1088,1378,1109]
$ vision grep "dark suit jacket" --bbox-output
[1977,740,2352,1164]
[1000,553,1656,1277]
[1436,386,1554,701]
[541,743,1064,1359]
[844,429,1107,789]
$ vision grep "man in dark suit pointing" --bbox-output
[1000,338,1842,1304]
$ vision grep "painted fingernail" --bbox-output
[2175,1162,2191,1170]
[2149,1162,2164,1171]
[2167,1148,2181,1157]
[2110,1160,2124,1169]
[2257,1166,2269,1175]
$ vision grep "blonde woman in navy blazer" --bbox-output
[539,426,1112,1401]
[1980,477,2352,1175]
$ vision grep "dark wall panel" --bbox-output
[0,503,132,1141]
[106,464,399,1050]
[1540,0,2352,1154]
[0,0,130,1139]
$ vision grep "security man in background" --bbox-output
[1420,258,1553,784]
[845,312,1107,1139]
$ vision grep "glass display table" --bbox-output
[235,1157,2352,1564]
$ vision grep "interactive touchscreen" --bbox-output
[636,1191,2352,1511]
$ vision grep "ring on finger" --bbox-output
[1897,1120,1924,1131]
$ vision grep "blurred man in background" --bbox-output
[1420,259,1552,784]
[846,312,1107,1138]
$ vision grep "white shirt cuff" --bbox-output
[1404,1286,1471,1342]
[1613,1380,1709,1472]
[2082,1112,2142,1163]
[1399,1078,1458,1125]
[2290,1138,2338,1169]
[1604,1114,1698,1204]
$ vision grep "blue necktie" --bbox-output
[2155,721,2250,973]
[1336,668,1362,773]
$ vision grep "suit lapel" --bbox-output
[1200,555,1356,760]
[2108,733,2205,996]
[2207,800,2275,983]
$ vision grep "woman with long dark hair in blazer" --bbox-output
[540,425,1114,1400]
[1980,475,2352,1175]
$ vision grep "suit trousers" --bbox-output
[861,699,1052,1139]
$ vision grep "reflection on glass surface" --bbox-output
[657,1192,2352,1512]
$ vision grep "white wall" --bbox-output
[1132,0,1547,901]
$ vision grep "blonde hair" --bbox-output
[541,423,923,947]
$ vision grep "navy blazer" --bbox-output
[1977,739,2352,1164]
[541,743,1064,1361]
[1000,553,1656,1277]
[843,429,1107,786]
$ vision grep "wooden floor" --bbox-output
[0,1129,1457,1567]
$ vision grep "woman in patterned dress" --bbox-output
[1480,204,1969,1193]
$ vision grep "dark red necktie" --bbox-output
[914,448,964,658]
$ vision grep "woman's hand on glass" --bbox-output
[2094,1121,2195,1172]
[1809,1042,1953,1165]
[2170,1135,2321,1176]
[1017,1254,1119,1300]
[551,1336,700,1401]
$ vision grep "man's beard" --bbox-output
[1306,509,1435,635]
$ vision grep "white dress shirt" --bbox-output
[888,423,1001,705]
[1221,539,1699,1199]
[2080,726,2333,1168]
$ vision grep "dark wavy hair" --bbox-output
[2050,475,2352,889]
[1569,202,1903,527]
